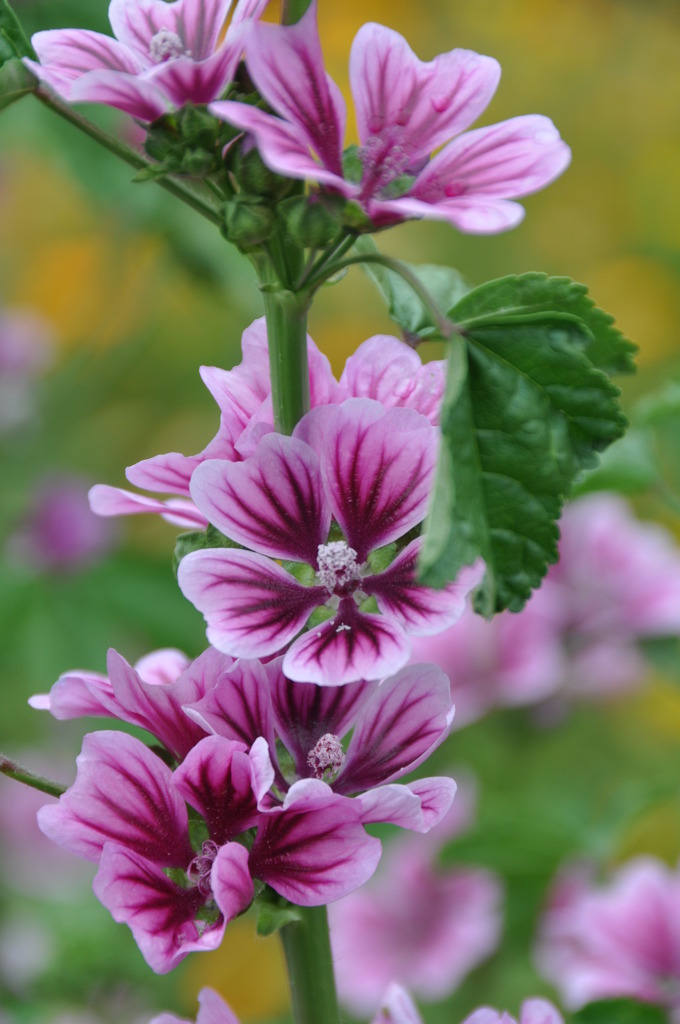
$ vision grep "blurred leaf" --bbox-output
[420,275,630,614]
[0,0,35,63]
[356,236,470,342]
[640,635,680,679]
[635,377,680,426]
[571,999,667,1024]
[574,428,659,496]
[0,57,34,109]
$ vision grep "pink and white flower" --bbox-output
[210,2,570,233]
[39,728,381,972]
[29,646,232,761]
[178,398,482,684]
[536,857,680,1021]
[89,320,444,531]
[24,0,267,122]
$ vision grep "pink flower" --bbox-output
[24,0,267,121]
[0,308,53,433]
[409,595,564,728]
[29,646,232,761]
[462,1001,564,1024]
[150,988,240,1024]
[39,728,381,972]
[536,857,680,1021]
[178,399,483,684]
[6,475,117,573]
[542,494,680,698]
[330,792,503,1015]
[187,656,458,834]
[89,320,444,530]
[210,2,570,233]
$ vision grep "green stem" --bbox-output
[260,284,311,435]
[0,754,66,797]
[295,231,355,290]
[309,250,458,340]
[35,90,223,226]
[279,906,341,1024]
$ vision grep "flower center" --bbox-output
[316,541,361,594]
[187,839,219,897]
[359,134,412,199]
[149,28,185,63]
[307,733,345,782]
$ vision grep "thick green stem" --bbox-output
[35,90,223,226]
[261,284,311,435]
[0,754,66,797]
[280,906,341,1024]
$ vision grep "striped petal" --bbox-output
[178,548,325,658]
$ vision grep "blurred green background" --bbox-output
[1,0,680,1021]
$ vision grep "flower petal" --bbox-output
[209,101,350,191]
[38,731,192,865]
[178,549,325,658]
[340,335,445,424]
[27,28,144,88]
[146,47,238,107]
[93,844,223,974]
[250,779,381,904]
[190,436,330,563]
[105,647,229,760]
[29,669,113,719]
[413,115,571,200]
[283,598,411,686]
[366,542,484,635]
[351,24,500,164]
[298,399,437,562]
[368,193,526,234]
[267,657,372,776]
[372,984,423,1024]
[108,0,231,60]
[89,485,207,529]
[240,1,345,176]
[337,664,454,792]
[172,736,260,843]
[184,657,276,753]
[70,67,170,120]
[210,842,255,924]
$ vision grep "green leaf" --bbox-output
[420,275,630,614]
[0,56,34,109]
[0,0,35,63]
[450,272,637,376]
[356,236,470,342]
[571,998,667,1024]
[255,889,301,937]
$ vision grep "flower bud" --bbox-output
[221,198,274,250]
[279,194,345,249]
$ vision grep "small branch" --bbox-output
[295,232,356,291]
[0,754,66,797]
[307,250,459,340]
[35,89,224,226]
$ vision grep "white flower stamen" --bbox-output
[316,541,361,593]
[307,733,345,782]
[149,28,185,63]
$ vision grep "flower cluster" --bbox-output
[33,644,459,971]
[24,0,569,235]
[90,322,483,686]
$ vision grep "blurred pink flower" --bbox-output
[7,475,117,572]
[410,493,680,721]
[25,0,268,121]
[329,786,503,1015]
[535,856,680,1021]
[211,2,570,233]
[0,308,53,433]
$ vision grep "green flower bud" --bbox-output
[279,194,345,249]
[221,197,274,250]
[230,145,281,197]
